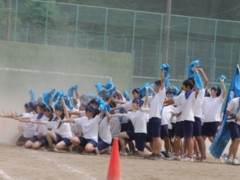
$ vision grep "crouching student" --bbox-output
[0,102,36,146]
[16,103,48,150]
[112,98,150,157]
[98,112,112,154]
[225,97,240,165]
[63,105,102,154]
[44,102,73,152]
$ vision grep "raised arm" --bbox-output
[74,87,80,100]
[220,79,226,99]
[163,99,175,106]
[61,98,70,119]
[160,69,165,90]
[143,87,149,108]
[198,68,209,89]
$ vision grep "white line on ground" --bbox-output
[0,169,12,180]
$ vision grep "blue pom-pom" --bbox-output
[188,59,201,78]
[95,82,103,93]
[216,75,227,84]
[28,89,36,103]
[123,91,130,101]
[104,81,114,90]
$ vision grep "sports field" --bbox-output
[0,144,239,180]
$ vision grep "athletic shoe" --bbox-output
[120,152,128,156]
[94,147,100,156]
[233,159,240,165]
[181,157,194,162]
[169,155,181,161]
[222,158,233,165]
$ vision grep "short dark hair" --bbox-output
[154,80,161,86]
[211,86,221,97]
[183,79,194,89]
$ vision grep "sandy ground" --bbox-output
[0,144,239,180]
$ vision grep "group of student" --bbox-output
[1,61,240,165]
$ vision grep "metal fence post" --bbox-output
[211,19,218,81]
[74,5,79,47]
[185,17,191,77]
[140,39,144,75]
[13,0,18,42]
[44,2,49,45]
[158,14,164,76]
[104,8,109,50]
[131,12,136,52]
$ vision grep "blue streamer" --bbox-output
[104,81,114,90]
[43,89,56,105]
[95,82,103,93]
[160,64,170,88]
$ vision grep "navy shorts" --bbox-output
[147,117,161,138]
[161,125,169,139]
[193,117,202,137]
[18,135,31,143]
[183,121,194,138]
[227,122,240,140]
[126,130,135,140]
[55,134,72,146]
[30,135,48,145]
[202,122,219,137]
[121,121,134,132]
[79,137,97,147]
[97,137,110,151]
[134,133,146,152]
[175,121,184,138]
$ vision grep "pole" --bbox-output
[4,0,12,41]
[162,0,172,64]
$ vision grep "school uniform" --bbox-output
[120,102,135,132]
[161,106,173,139]
[193,89,205,136]
[226,97,240,140]
[18,112,36,143]
[30,113,49,145]
[174,91,196,139]
[74,115,100,147]
[202,95,224,137]
[98,116,112,150]
[148,88,166,138]
[126,110,148,151]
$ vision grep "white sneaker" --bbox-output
[181,157,194,162]
[170,155,181,161]
[222,158,233,165]
[233,159,240,165]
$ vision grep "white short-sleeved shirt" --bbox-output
[22,112,37,138]
[149,88,166,119]
[121,101,133,111]
[174,91,195,122]
[98,117,112,144]
[227,97,240,125]
[110,116,121,138]
[162,106,175,127]
[127,111,147,133]
[35,114,48,136]
[55,119,73,139]
[75,116,100,142]
[202,96,224,123]
[193,89,205,118]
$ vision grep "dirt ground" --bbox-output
[0,144,239,180]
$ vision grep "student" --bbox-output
[192,68,208,161]
[225,97,240,165]
[202,79,226,142]
[98,112,112,154]
[147,69,165,160]
[21,103,48,150]
[165,77,198,161]
[0,102,36,146]
[113,98,150,157]
[45,101,73,152]
[64,105,101,154]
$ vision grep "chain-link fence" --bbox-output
[1,0,240,89]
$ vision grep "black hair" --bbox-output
[205,89,211,97]
[211,86,221,97]
[36,103,46,110]
[188,77,195,87]
[154,80,162,86]
[183,79,194,90]
[55,106,65,120]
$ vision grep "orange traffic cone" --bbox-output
[107,138,121,180]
